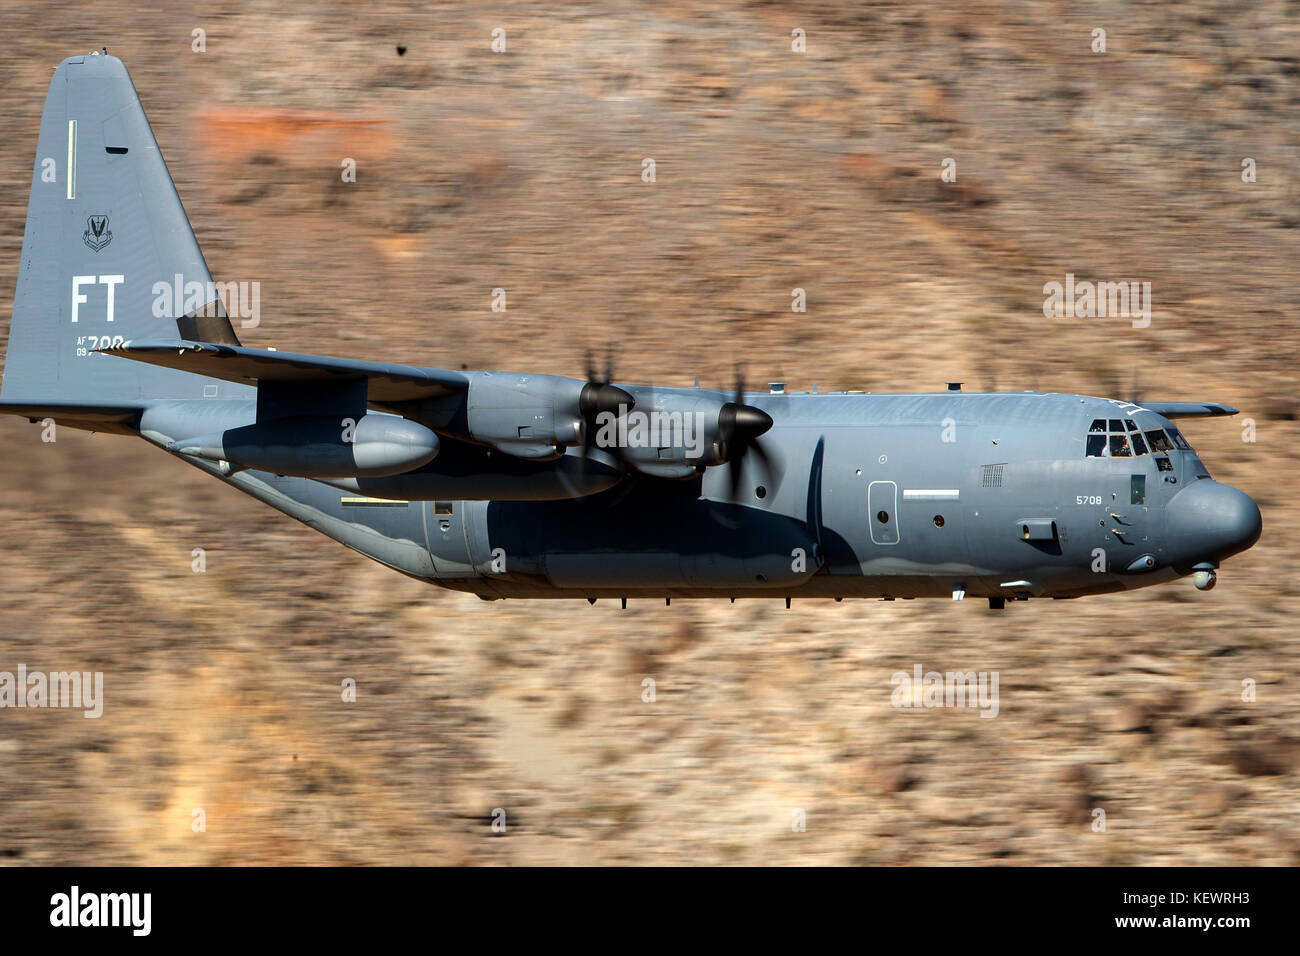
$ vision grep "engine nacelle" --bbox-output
[173,414,439,478]
[457,372,633,459]
[603,387,773,478]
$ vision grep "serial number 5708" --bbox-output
[1076,495,1103,505]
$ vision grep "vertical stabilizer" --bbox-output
[2,53,245,404]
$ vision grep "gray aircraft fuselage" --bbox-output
[136,389,1259,605]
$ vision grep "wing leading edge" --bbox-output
[1141,401,1239,419]
[98,340,469,402]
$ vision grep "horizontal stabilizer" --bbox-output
[97,340,468,402]
[1141,401,1239,419]
[0,399,145,433]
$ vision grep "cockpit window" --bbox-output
[1086,416,1187,459]
[1145,429,1174,452]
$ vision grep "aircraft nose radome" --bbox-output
[1167,480,1262,563]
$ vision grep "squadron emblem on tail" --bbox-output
[82,214,112,251]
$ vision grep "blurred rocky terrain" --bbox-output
[0,0,1296,864]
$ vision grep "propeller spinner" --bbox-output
[718,372,776,501]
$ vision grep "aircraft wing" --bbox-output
[1141,401,1239,419]
[98,340,468,402]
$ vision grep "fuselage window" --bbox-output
[1108,434,1132,457]
[1155,456,1173,472]
[1167,427,1192,451]
[1124,419,1138,431]
[1089,419,1106,433]
[1108,419,1124,432]
[1130,431,1149,456]
[1086,434,1107,456]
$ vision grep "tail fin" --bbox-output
[2,53,244,407]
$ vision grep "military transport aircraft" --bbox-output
[0,54,1262,608]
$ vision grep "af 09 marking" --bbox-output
[75,335,126,357]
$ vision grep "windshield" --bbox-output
[1086,417,1161,458]
[1085,416,1209,476]
[1145,428,1174,452]
[1165,426,1193,451]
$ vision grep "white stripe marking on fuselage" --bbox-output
[902,489,960,500]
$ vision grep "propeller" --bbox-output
[576,348,635,472]
[718,369,776,501]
